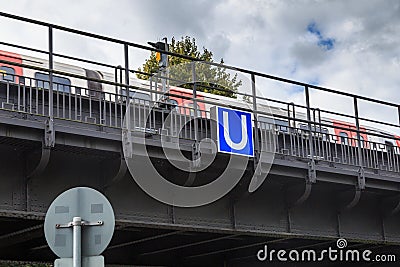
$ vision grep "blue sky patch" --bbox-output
[308,78,320,86]
[307,22,335,50]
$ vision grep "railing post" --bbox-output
[124,44,130,128]
[354,97,365,189]
[48,26,54,118]
[191,62,200,168]
[124,44,130,95]
[191,62,198,141]
[305,86,316,183]
[251,74,260,163]
[44,25,55,147]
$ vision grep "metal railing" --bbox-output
[0,12,400,177]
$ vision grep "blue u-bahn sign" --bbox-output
[215,106,254,157]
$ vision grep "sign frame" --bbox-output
[214,106,254,157]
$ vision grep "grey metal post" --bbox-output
[354,97,365,189]
[163,37,169,94]
[72,216,82,267]
[192,62,198,142]
[124,44,129,94]
[354,97,363,153]
[191,62,200,168]
[48,26,54,118]
[305,86,316,183]
[251,74,260,162]
[124,45,130,129]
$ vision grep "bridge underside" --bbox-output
[0,120,400,266]
[0,215,399,267]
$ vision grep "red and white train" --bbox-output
[0,50,399,152]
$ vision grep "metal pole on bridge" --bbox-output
[192,62,198,142]
[251,74,260,162]
[305,86,316,183]
[124,44,129,92]
[48,26,54,119]
[354,97,365,189]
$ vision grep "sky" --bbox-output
[1,0,400,133]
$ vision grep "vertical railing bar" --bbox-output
[99,93,102,125]
[68,88,71,119]
[23,78,26,111]
[109,95,112,126]
[6,81,9,104]
[119,95,123,128]
[103,95,106,126]
[56,84,59,118]
[89,93,92,119]
[17,81,20,110]
[251,74,259,160]
[79,91,82,122]
[42,83,45,115]
[114,69,119,127]
[62,86,66,118]
[192,62,199,143]
[305,86,315,180]
[48,26,54,120]
[34,80,37,113]
[123,44,130,129]
[354,97,364,170]
[29,79,32,113]
[74,89,78,120]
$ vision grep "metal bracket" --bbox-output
[103,155,128,190]
[342,188,362,211]
[287,160,315,208]
[44,119,55,148]
[357,167,366,190]
[307,160,317,184]
[338,168,365,211]
[27,146,51,179]
[122,128,133,159]
[290,182,313,208]
[183,142,202,187]
[287,180,313,208]
[191,141,201,169]
[389,200,400,215]
[381,194,400,216]
[56,220,103,229]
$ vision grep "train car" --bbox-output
[1,49,400,154]
[0,50,23,84]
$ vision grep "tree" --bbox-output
[137,36,241,98]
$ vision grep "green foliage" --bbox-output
[137,36,242,98]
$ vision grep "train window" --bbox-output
[299,124,309,131]
[120,89,134,98]
[257,116,274,130]
[0,66,15,82]
[339,132,349,145]
[169,99,179,111]
[84,69,103,92]
[186,102,202,117]
[35,73,71,93]
[133,91,151,102]
[385,141,394,151]
[276,119,288,132]
[122,90,151,102]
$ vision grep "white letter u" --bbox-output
[223,111,248,151]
